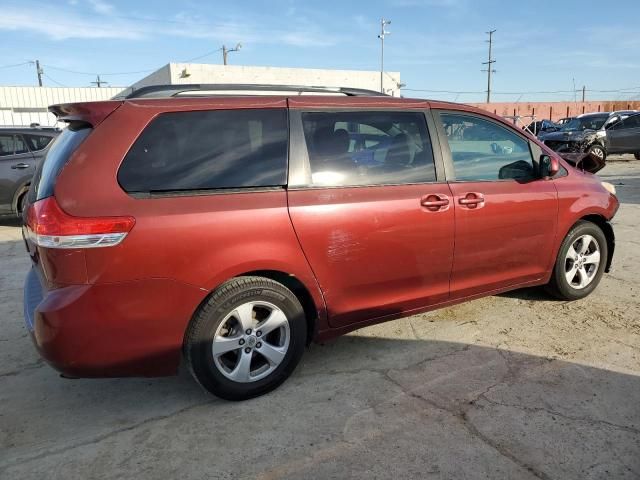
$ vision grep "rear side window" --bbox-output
[301,111,436,187]
[118,109,288,193]
[0,134,14,156]
[24,134,54,151]
[30,125,92,201]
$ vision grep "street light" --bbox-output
[378,19,391,94]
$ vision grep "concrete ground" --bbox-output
[1,157,639,479]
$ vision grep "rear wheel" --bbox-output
[16,191,27,218]
[185,276,307,400]
[546,221,607,300]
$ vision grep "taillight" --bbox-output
[26,197,135,249]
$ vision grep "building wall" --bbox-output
[0,86,125,127]
[470,101,640,122]
[129,63,401,96]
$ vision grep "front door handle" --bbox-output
[421,194,450,212]
[11,163,30,169]
[458,193,485,208]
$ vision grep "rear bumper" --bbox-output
[23,268,207,377]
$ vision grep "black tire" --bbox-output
[545,221,608,301]
[587,144,606,162]
[634,153,640,160]
[16,191,27,218]
[185,276,307,400]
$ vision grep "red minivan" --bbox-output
[22,85,619,400]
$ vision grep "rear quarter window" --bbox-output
[30,125,92,201]
[118,109,288,193]
[24,134,55,151]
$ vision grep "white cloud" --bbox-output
[0,5,143,40]
[88,0,115,15]
[0,2,341,47]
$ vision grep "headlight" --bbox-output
[601,182,616,195]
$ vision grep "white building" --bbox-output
[0,86,125,127]
[128,63,401,97]
[0,64,401,127]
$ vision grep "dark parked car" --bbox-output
[22,84,618,400]
[0,126,59,217]
[540,113,612,172]
[540,112,640,170]
[606,113,640,160]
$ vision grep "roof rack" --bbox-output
[120,84,387,99]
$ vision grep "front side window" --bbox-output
[118,109,288,193]
[438,113,535,182]
[301,111,436,187]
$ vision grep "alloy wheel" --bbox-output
[211,301,290,383]
[564,234,601,289]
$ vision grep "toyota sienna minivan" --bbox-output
[22,84,618,400]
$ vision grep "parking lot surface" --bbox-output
[1,158,639,479]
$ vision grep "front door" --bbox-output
[287,109,454,328]
[607,114,640,154]
[434,110,558,299]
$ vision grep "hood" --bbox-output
[539,129,592,142]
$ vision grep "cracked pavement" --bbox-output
[1,158,639,479]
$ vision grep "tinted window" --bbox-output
[24,134,54,151]
[439,113,535,182]
[617,115,640,129]
[0,134,13,156]
[30,125,92,201]
[301,111,435,187]
[118,109,288,193]
[14,135,28,154]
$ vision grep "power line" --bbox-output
[42,73,67,87]
[42,64,156,76]
[184,48,223,63]
[0,61,32,70]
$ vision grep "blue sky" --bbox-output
[1,0,639,102]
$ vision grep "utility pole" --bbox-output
[222,43,242,65]
[378,18,391,94]
[582,85,586,102]
[35,60,43,87]
[481,29,496,103]
[91,75,108,88]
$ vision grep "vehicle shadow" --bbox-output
[1,332,639,479]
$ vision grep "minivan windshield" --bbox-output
[29,124,91,201]
[560,116,608,132]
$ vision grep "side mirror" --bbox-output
[540,154,559,177]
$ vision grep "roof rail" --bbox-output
[119,84,387,99]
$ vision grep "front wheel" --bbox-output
[546,221,607,300]
[587,144,606,162]
[185,276,307,400]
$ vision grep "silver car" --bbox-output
[0,126,59,217]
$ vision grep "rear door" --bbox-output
[433,110,558,299]
[0,133,34,214]
[287,108,454,328]
[607,114,640,153]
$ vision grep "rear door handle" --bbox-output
[458,193,485,208]
[11,163,30,169]
[421,194,450,212]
